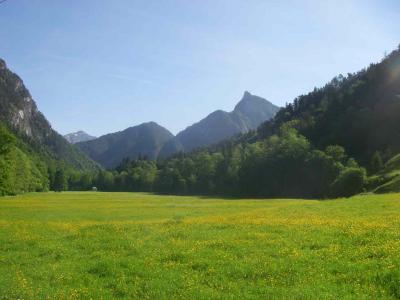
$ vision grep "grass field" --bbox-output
[1,192,400,299]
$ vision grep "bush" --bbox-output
[330,168,366,198]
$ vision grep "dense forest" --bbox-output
[68,125,366,198]
[0,124,48,195]
[0,122,94,195]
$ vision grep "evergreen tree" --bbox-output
[53,168,67,192]
[370,151,383,174]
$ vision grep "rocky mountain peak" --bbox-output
[0,59,6,70]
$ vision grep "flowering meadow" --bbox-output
[0,192,399,299]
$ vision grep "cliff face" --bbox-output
[0,59,49,139]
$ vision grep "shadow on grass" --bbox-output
[151,191,321,202]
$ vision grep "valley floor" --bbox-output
[1,192,400,299]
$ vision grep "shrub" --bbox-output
[330,168,366,198]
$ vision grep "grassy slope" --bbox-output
[1,192,400,299]
[371,154,400,193]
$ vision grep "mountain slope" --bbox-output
[76,122,174,168]
[257,46,400,166]
[64,131,96,144]
[160,91,279,157]
[0,58,97,171]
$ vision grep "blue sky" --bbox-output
[0,0,399,136]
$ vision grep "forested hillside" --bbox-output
[69,125,366,198]
[0,124,49,195]
[0,59,98,195]
[258,46,400,166]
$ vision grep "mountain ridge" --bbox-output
[159,91,280,157]
[77,92,279,167]
[76,121,173,168]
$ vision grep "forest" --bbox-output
[65,125,366,198]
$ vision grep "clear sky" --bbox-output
[0,0,399,136]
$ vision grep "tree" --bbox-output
[325,145,347,163]
[95,170,114,191]
[0,125,15,154]
[370,151,383,174]
[53,168,67,192]
[330,168,366,198]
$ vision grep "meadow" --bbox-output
[0,192,400,299]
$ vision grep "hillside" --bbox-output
[0,58,98,171]
[368,153,400,194]
[76,122,174,168]
[0,58,99,195]
[257,47,400,166]
[64,131,96,144]
[159,91,279,157]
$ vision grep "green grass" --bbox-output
[1,192,400,299]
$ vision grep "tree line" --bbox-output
[66,125,367,198]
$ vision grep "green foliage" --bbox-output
[374,174,400,194]
[0,125,15,154]
[0,125,48,195]
[367,151,400,194]
[325,145,347,164]
[53,168,67,192]
[95,170,115,191]
[68,127,365,198]
[370,151,384,174]
[330,168,366,198]
[384,153,400,172]
[0,147,48,195]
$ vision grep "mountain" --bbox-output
[159,91,279,157]
[64,131,96,144]
[0,58,98,195]
[76,122,174,168]
[0,58,97,171]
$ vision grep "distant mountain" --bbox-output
[0,58,97,171]
[159,91,279,157]
[76,92,278,167]
[64,131,96,144]
[76,122,174,168]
